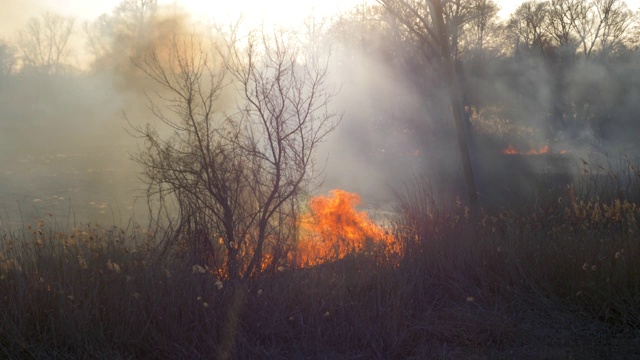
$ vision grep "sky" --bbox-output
[2,0,639,37]
[0,0,365,35]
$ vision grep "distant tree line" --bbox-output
[324,0,639,157]
[1,0,640,272]
[2,0,638,148]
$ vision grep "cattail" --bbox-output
[107,259,121,273]
[78,255,88,269]
[192,265,207,274]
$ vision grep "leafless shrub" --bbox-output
[130,28,340,279]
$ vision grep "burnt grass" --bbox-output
[2,166,640,359]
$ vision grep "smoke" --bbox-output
[461,48,640,207]
[0,0,44,35]
[3,1,640,228]
[319,38,465,208]
[0,4,234,227]
[316,4,640,209]
[88,7,187,92]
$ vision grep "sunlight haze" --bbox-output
[3,0,640,356]
[3,0,639,35]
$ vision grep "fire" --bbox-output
[294,189,397,267]
[205,189,398,278]
[502,143,518,155]
[501,144,552,155]
[526,144,549,155]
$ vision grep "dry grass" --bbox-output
[2,162,640,359]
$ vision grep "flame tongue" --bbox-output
[502,144,518,155]
[526,144,549,155]
[296,189,394,266]
[502,144,551,155]
[307,190,375,240]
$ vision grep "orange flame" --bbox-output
[294,189,397,267]
[207,189,399,278]
[526,144,549,155]
[502,143,518,155]
[502,144,553,155]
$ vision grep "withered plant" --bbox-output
[130,29,339,279]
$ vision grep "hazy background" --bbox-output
[1,0,640,227]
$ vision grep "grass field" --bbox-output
[1,159,640,359]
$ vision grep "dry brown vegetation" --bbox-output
[2,162,640,359]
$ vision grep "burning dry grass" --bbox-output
[2,166,640,358]
[295,189,399,267]
[502,143,550,155]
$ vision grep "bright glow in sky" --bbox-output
[36,0,368,28]
[0,0,364,37]
[2,0,639,37]
[180,0,365,27]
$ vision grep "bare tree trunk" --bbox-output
[432,0,477,207]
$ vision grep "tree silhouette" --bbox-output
[131,29,340,279]
[17,13,75,73]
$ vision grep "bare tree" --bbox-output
[442,0,474,59]
[132,29,339,279]
[377,0,478,207]
[545,0,581,54]
[84,0,158,73]
[222,30,340,277]
[0,40,16,76]
[83,14,113,61]
[594,0,635,55]
[573,0,635,56]
[17,12,75,73]
[504,0,635,57]
[375,0,499,58]
[377,0,441,58]
[465,0,500,51]
[507,1,552,55]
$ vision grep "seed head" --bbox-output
[77,255,88,270]
[192,265,207,274]
[107,259,121,273]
